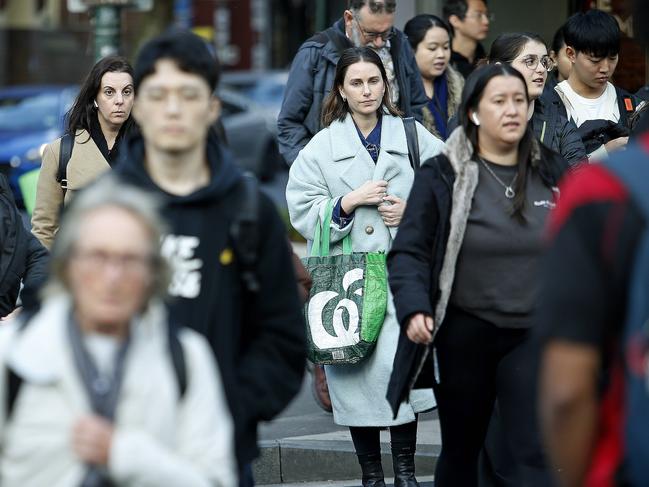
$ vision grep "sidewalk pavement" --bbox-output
[261,478,436,487]
[253,372,441,485]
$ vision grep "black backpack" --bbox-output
[0,175,22,303]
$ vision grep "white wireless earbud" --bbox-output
[471,113,481,126]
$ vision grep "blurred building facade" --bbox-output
[0,0,646,91]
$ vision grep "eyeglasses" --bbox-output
[73,249,154,275]
[354,17,395,42]
[367,0,396,14]
[519,55,556,72]
[464,11,495,22]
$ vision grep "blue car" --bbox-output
[0,85,77,205]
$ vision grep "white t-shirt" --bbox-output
[555,80,620,127]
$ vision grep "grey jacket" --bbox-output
[278,19,428,165]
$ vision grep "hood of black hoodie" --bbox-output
[114,130,243,204]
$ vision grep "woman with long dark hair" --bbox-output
[386,64,567,486]
[486,32,586,165]
[32,55,135,249]
[404,14,463,140]
[287,47,443,487]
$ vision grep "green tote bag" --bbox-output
[302,199,388,365]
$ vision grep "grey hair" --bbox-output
[44,174,171,301]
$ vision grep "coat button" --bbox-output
[365,225,374,235]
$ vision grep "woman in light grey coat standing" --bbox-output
[286,47,444,487]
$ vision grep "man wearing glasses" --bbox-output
[443,0,492,78]
[278,0,428,165]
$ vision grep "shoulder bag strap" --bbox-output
[57,133,74,198]
[403,117,420,170]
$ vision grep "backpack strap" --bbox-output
[3,311,36,421]
[403,117,420,170]
[167,323,188,399]
[4,317,189,420]
[616,87,640,129]
[230,173,260,294]
[5,367,22,421]
[56,133,74,198]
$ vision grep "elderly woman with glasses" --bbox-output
[486,32,587,165]
[0,176,237,487]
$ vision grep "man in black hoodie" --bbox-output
[115,31,306,486]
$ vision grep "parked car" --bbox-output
[1,81,284,206]
[218,87,284,181]
[0,85,76,205]
[220,70,288,112]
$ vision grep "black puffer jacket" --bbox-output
[531,96,587,166]
[447,97,586,166]
[0,174,49,316]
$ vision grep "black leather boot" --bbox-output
[358,452,386,487]
[391,445,420,487]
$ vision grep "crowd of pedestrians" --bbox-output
[2,0,649,486]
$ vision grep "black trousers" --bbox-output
[431,306,552,487]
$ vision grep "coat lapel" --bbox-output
[331,115,375,192]
[432,127,479,331]
[374,115,409,182]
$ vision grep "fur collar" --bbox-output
[432,127,479,330]
[422,65,465,139]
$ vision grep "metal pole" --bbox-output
[93,5,122,61]
[174,0,193,29]
[315,0,327,32]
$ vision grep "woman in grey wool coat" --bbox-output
[286,47,444,487]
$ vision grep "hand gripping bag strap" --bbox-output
[230,173,260,293]
[604,144,649,483]
[403,117,420,170]
[57,132,74,198]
